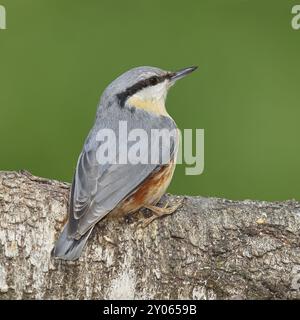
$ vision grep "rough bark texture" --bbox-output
[0,170,300,300]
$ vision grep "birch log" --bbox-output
[0,170,300,300]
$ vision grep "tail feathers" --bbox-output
[51,224,93,261]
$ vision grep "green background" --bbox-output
[0,0,299,201]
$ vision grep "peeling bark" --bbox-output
[0,170,300,300]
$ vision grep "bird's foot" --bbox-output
[141,198,183,228]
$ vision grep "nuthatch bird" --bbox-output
[52,66,197,260]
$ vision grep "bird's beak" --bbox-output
[170,66,198,82]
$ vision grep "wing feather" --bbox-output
[68,105,177,238]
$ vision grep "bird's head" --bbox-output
[101,66,198,115]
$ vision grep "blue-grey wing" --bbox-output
[68,106,177,239]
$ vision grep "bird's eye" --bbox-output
[149,76,159,86]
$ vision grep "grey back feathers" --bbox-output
[69,104,177,238]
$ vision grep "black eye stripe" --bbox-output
[117,73,172,107]
[148,76,159,85]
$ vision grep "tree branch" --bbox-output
[0,170,300,299]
